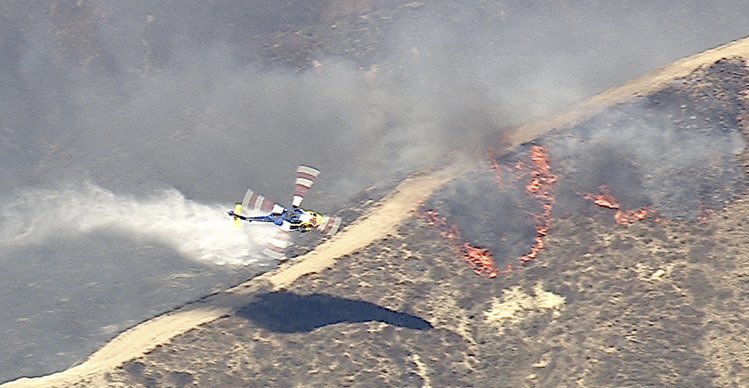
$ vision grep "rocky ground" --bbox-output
[100,56,749,388]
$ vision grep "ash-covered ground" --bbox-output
[428,57,749,268]
[103,56,749,387]
[548,58,748,222]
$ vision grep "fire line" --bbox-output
[417,207,502,278]
[519,145,557,265]
[583,185,655,225]
[419,145,558,278]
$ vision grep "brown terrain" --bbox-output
[4,2,749,387]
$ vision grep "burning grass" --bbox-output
[488,145,558,266]
[417,208,503,278]
[418,145,557,278]
[519,146,557,265]
[583,185,657,225]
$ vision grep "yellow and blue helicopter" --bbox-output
[227,165,341,260]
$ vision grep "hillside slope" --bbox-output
[6,36,749,388]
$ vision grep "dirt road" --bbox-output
[505,36,749,148]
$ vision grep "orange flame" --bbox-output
[462,243,499,278]
[520,146,556,265]
[487,145,557,266]
[420,145,558,277]
[583,186,654,225]
[417,207,501,279]
[584,185,619,209]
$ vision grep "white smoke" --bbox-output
[0,182,275,266]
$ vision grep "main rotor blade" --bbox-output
[292,165,320,208]
[242,188,277,214]
[263,222,291,261]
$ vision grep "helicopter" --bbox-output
[227,165,341,260]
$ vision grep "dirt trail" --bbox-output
[5,36,749,388]
[261,166,462,291]
[505,36,749,148]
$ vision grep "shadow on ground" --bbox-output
[236,291,432,333]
